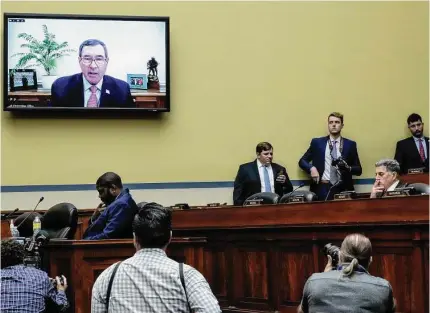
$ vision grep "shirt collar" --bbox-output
[257,159,271,168]
[329,135,340,143]
[82,75,103,91]
[413,136,424,142]
[387,179,400,191]
[135,248,166,257]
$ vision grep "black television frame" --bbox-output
[3,13,171,115]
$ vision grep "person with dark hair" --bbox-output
[1,239,69,312]
[299,112,362,201]
[51,39,134,108]
[83,172,138,240]
[370,159,408,198]
[91,203,221,313]
[233,142,293,205]
[298,234,396,313]
[394,113,429,174]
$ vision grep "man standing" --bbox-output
[83,172,138,240]
[51,39,134,108]
[299,112,362,201]
[370,159,408,198]
[1,239,69,313]
[91,203,221,313]
[394,113,429,174]
[233,142,293,206]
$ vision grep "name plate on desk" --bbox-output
[334,193,352,201]
[408,168,424,174]
[207,203,220,207]
[288,195,305,203]
[385,187,414,197]
[244,199,263,206]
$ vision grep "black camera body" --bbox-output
[331,156,347,168]
[323,243,340,267]
[22,231,50,269]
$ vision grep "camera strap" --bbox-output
[105,261,122,312]
[179,262,193,313]
[328,137,344,156]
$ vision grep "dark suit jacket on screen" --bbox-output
[51,73,134,107]
[394,137,429,174]
[233,160,293,206]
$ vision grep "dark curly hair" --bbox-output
[1,239,26,268]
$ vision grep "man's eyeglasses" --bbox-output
[81,56,107,66]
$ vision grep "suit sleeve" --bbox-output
[84,203,130,240]
[299,139,315,173]
[281,166,293,194]
[349,141,362,176]
[233,165,246,206]
[394,141,405,174]
[125,84,135,108]
[50,80,61,107]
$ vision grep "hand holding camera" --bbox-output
[276,170,286,184]
[322,243,340,272]
[332,157,350,171]
[51,275,68,292]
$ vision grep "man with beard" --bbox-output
[51,39,134,108]
[299,112,362,201]
[394,113,429,174]
[83,172,138,240]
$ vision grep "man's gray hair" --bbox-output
[375,159,400,173]
[79,39,108,58]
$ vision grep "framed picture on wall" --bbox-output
[9,69,38,91]
[127,73,148,90]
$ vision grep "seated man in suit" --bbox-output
[299,112,362,201]
[394,113,429,174]
[51,39,134,108]
[233,142,293,206]
[370,159,408,198]
[83,172,138,240]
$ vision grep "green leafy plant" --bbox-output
[11,24,76,76]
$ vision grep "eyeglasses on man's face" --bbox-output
[80,56,107,66]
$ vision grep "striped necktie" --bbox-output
[87,85,98,107]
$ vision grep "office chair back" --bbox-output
[408,183,430,195]
[41,203,78,239]
[243,192,279,206]
[279,190,318,204]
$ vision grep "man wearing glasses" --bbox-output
[394,113,429,174]
[83,172,138,240]
[51,39,134,108]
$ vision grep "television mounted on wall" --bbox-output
[3,13,170,114]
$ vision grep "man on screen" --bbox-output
[51,39,134,108]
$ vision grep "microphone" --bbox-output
[324,180,343,201]
[1,208,19,220]
[16,197,44,230]
[283,182,306,201]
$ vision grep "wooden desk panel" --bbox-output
[41,196,429,313]
[400,172,428,184]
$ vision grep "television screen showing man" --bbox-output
[51,39,134,108]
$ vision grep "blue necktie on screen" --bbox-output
[263,166,271,192]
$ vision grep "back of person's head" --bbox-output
[1,239,25,269]
[96,172,123,189]
[132,202,172,248]
[339,233,372,277]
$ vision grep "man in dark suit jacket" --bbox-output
[51,39,134,108]
[370,159,408,198]
[394,113,429,174]
[299,112,362,201]
[83,172,138,240]
[233,142,293,206]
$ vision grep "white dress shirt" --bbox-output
[257,159,274,193]
[387,180,400,192]
[83,76,103,107]
[322,136,341,181]
[413,136,428,159]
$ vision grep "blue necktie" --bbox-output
[330,141,339,185]
[263,166,271,192]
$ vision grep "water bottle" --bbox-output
[10,219,20,237]
[33,216,41,234]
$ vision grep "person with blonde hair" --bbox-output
[298,233,396,313]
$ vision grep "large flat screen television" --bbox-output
[3,13,170,113]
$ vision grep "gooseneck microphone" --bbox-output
[284,182,306,200]
[16,197,44,230]
[324,180,342,202]
[1,208,19,220]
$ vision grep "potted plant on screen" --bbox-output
[11,24,76,89]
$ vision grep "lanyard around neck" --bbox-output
[328,137,343,154]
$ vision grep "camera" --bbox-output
[323,243,340,267]
[331,156,347,168]
[23,230,50,269]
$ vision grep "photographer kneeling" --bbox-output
[298,233,396,313]
[0,239,69,313]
